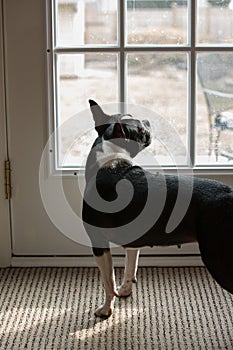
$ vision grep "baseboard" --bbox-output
[11,255,204,267]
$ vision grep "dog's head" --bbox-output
[89,100,151,157]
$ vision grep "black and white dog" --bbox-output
[82,100,233,318]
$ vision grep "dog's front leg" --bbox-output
[118,248,140,297]
[94,248,118,317]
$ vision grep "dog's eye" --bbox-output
[142,120,151,129]
[139,127,145,134]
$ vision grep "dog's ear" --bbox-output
[113,123,126,139]
[89,100,110,136]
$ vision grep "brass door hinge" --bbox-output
[5,160,12,200]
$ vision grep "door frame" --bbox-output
[0,0,11,267]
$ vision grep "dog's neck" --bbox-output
[85,138,133,183]
[96,140,132,169]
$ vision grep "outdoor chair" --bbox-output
[197,53,233,161]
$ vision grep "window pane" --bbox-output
[56,53,118,167]
[55,0,118,46]
[128,53,188,166]
[197,0,233,45]
[196,52,233,165]
[127,0,188,45]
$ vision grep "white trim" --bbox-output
[12,255,203,267]
[0,0,12,267]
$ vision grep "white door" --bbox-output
[3,0,92,259]
[1,0,201,266]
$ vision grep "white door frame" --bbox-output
[0,0,11,267]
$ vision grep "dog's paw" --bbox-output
[94,305,113,318]
[117,282,133,297]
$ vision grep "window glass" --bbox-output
[196,52,233,164]
[197,0,233,45]
[56,53,118,166]
[56,0,118,46]
[52,0,233,169]
[127,0,188,45]
[128,53,188,165]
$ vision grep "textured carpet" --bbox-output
[0,267,233,349]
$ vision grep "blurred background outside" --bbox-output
[54,0,233,167]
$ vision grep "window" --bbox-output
[49,0,233,169]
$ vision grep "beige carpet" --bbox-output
[0,267,233,349]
